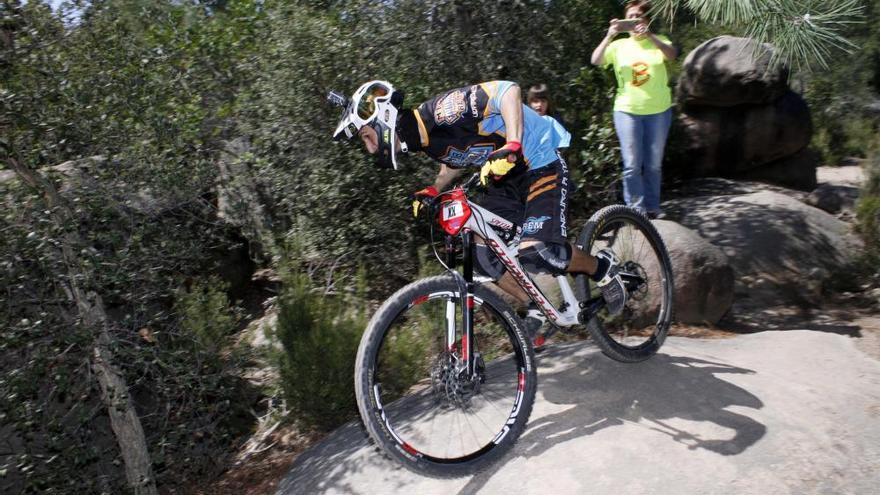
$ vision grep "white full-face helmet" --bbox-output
[332,80,406,169]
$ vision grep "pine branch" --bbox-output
[653,0,865,71]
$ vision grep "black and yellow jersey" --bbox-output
[408,81,570,170]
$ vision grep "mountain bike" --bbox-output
[353,173,674,478]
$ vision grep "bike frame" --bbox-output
[434,186,595,378]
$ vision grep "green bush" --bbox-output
[274,266,366,431]
[856,153,880,273]
[812,116,880,165]
[176,277,238,351]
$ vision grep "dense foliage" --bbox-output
[2,0,263,491]
[1,0,877,492]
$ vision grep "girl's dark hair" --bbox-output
[527,83,550,102]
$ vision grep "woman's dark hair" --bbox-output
[624,0,651,17]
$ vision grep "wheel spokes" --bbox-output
[374,292,523,460]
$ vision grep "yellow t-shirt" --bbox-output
[604,35,672,115]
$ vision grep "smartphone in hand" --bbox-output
[613,19,639,32]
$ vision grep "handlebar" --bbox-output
[418,173,481,216]
[460,172,482,192]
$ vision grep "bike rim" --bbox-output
[368,290,527,464]
[589,217,671,348]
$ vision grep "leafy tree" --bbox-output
[2,0,262,491]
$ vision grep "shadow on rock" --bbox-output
[718,306,863,337]
[662,190,865,310]
[458,345,766,494]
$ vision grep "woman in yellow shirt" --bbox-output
[591,0,677,219]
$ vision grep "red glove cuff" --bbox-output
[416,186,439,197]
[504,141,522,153]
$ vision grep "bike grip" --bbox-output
[420,195,439,214]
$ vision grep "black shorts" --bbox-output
[478,154,570,245]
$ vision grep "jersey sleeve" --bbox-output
[482,81,515,116]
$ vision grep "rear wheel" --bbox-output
[354,276,537,478]
[575,205,674,362]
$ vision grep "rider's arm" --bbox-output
[498,84,523,144]
[432,164,466,192]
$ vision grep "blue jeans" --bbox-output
[613,109,673,214]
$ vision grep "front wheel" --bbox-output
[354,275,537,478]
[575,205,674,362]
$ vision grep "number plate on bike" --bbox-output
[442,201,465,221]
[437,193,472,235]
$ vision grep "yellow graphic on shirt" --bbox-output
[631,62,650,87]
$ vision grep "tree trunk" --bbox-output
[3,156,158,495]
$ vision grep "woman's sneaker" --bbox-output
[593,249,628,315]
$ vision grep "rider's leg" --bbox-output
[515,158,572,342]
[473,235,531,305]
[472,166,532,308]
[515,155,630,316]
[566,244,599,275]
[495,271,530,305]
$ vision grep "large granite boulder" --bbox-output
[676,90,813,182]
[673,36,816,188]
[663,189,863,305]
[677,36,789,107]
[664,176,808,201]
[730,147,819,191]
[653,220,734,324]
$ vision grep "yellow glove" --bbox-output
[480,141,522,186]
[411,186,439,218]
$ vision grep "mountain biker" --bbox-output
[332,80,629,341]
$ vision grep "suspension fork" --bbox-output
[462,230,476,377]
[447,230,477,379]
